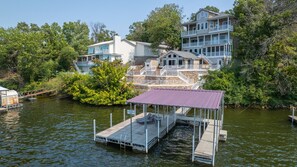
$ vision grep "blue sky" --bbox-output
[0,0,234,37]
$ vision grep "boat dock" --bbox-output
[95,112,175,152]
[289,106,296,124]
[94,89,226,166]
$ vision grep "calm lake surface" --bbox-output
[0,97,296,166]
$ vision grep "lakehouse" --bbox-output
[75,36,168,74]
[181,9,234,67]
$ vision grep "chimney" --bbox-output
[113,35,121,53]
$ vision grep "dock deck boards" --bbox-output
[194,120,215,161]
[96,112,175,152]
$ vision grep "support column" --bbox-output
[212,109,216,166]
[199,109,201,141]
[143,104,147,133]
[93,119,96,141]
[110,113,112,127]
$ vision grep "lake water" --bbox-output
[0,97,296,166]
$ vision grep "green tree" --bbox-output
[145,4,183,50]
[57,46,78,71]
[90,22,118,43]
[126,21,149,42]
[63,60,136,105]
[62,20,90,55]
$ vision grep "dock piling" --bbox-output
[110,113,112,127]
[158,120,160,142]
[123,109,126,121]
[192,135,195,162]
[145,129,148,153]
[292,107,295,125]
[93,119,96,141]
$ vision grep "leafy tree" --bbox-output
[204,0,297,107]
[57,46,78,71]
[90,22,118,43]
[145,4,183,50]
[126,21,149,42]
[62,20,90,55]
[63,60,136,105]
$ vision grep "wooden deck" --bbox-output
[288,115,297,123]
[193,119,227,164]
[95,112,175,152]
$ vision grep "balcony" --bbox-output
[182,39,230,48]
[205,52,231,57]
[76,61,95,67]
[209,25,233,32]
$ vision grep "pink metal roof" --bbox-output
[127,89,224,109]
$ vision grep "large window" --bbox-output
[179,60,183,65]
[163,60,166,66]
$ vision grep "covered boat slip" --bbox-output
[94,88,225,166]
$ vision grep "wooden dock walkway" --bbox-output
[95,112,175,152]
[19,89,56,99]
[194,120,227,164]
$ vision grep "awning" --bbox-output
[0,86,8,91]
[127,88,224,109]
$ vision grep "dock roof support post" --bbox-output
[212,109,216,166]
[199,109,201,141]
[134,104,136,116]
[145,128,148,153]
[192,108,196,162]
[174,106,176,124]
[143,104,147,133]
[6,91,8,110]
[216,109,219,151]
[221,95,224,129]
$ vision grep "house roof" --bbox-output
[0,86,8,91]
[197,54,213,64]
[127,88,224,109]
[208,14,233,20]
[160,51,197,59]
[88,40,113,47]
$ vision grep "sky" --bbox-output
[0,0,234,37]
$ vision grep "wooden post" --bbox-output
[134,105,137,116]
[123,109,126,121]
[6,91,8,110]
[221,96,224,128]
[204,109,206,131]
[145,129,148,153]
[130,115,133,143]
[110,113,112,127]
[93,119,96,141]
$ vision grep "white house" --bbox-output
[181,8,234,67]
[76,36,167,73]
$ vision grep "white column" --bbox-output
[110,113,112,127]
[227,17,230,44]
[158,120,160,142]
[145,129,148,153]
[93,119,96,141]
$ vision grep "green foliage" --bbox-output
[63,60,136,106]
[0,21,90,89]
[62,20,90,55]
[126,22,149,42]
[204,0,297,107]
[126,3,183,50]
[90,22,118,43]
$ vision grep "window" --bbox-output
[194,49,197,53]
[190,49,192,52]
[173,54,176,58]
[179,60,183,65]
[205,23,208,29]
[197,24,200,30]
[201,23,204,30]
[168,55,171,58]
[163,60,166,66]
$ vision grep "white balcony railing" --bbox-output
[209,25,233,32]
[183,39,229,48]
[181,25,233,37]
